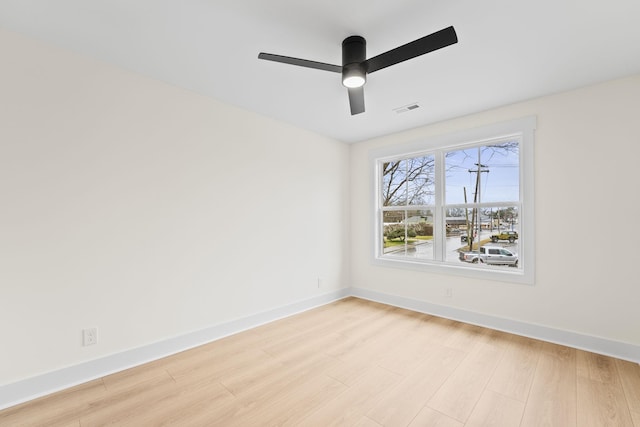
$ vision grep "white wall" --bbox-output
[0,29,349,386]
[350,74,640,348]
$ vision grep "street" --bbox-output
[385,229,521,269]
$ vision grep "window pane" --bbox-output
[446,207,473,262]
[479,142,520,203]
[382,155,435,207]
[453,206,521,269]
[445,142,520,204]
[381,160,407,206]
[406,155,435,205]
[382,210,408,256]
[407,209,434,261]
[445,147,479,204]
[382,209,434,260]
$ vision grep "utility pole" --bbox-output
[463,187,471,251]
[468,163,489,251]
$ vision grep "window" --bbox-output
[371,117,535,284]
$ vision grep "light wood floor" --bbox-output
[2,297,640,426]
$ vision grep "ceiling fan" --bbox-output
[258,26,458,115]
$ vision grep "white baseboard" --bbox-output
[3,286,638,411]
[350,287,640,365]
[0,288,351,411]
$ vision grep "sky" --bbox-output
[445,141,519,205]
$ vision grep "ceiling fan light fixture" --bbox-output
[342,74,367,88]
[342,68,366,88]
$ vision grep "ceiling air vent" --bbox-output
[393,103,421,114]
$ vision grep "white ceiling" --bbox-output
[1,0,640,143]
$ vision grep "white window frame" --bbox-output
[370,116,536,285]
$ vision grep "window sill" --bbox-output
[373,256,534,285]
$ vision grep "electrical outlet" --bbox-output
[317,277,324,288]
[83,328,97,346]
[445,288,453,298]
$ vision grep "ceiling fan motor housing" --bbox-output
[342,36,367,87]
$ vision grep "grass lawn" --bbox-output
[383,235,493,251]
[457,238,492,252]
[384,235,433,248]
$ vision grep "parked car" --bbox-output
[490,230,518,243]
[479,246,518,266]
[459,246,519,267]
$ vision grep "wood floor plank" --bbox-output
[442,321,488,353]
[345,310,416,362]
[220,352,336,400]
[576,350,634,427]
[407,407,464,427]
[577,349,621,385]
[167,348,273,385]
[486,334,542,402]
[146,378,236,427]
[427,330,506,422]
[465,389,526,427]
[227,372,346,426]
[577,375,634,427]
[420,316,462,345]
[0,379,106,426]
[520,342,577,427]
[353,415,384,427]
[263,330,346,361]
[215,356,284,397]
[77,373,178,425]
[215,317,302,352]
[367,343,466,426]
[206,353,341,425]
[616,359,640,415]
[312,298,394,339]
[323,306,406,362]
[323,310,411,387]
[101,359,171,392]
[324,351,374,388]
[86,376,235,426]
[294,364,401,426]
[374,315,444,376]
[260,305,357,344]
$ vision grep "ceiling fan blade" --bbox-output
[364,26,457,74]
[348,87,365,115]
[258,53,342,73]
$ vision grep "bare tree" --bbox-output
[382,156,434,206]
